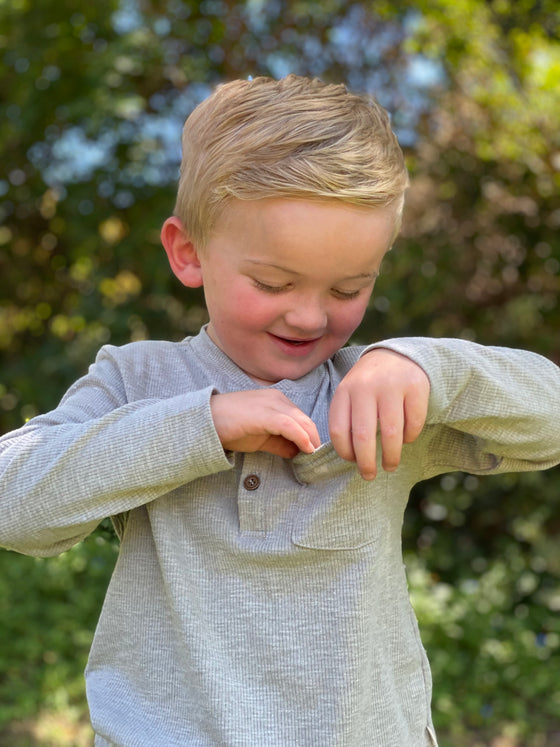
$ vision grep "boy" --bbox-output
[1,75,559,746]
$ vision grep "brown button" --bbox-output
[243,474,260,491]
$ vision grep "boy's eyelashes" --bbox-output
[331,288,362,300]
[252,279,289,294]
[251,279,363,300]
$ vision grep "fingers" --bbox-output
[329,350,430,479]
[328,389,354,462]
[211,390,320,457]
[377,397,405,474]
[272,408,320,455]
[330,388,380,480]
[331,395,407,480]
[257,435,300,460]
[402,389,429,444]
[379,374,428,468]
[269,393,321,454]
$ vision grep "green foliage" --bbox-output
[408,551,560,746]
[0,524,117,744]
[1,0,559,743]
[404,471,560,744]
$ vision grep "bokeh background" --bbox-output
[1,1,559,745]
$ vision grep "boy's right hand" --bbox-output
[210,390,321,459]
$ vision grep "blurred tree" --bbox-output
[0,0,559,744]
[0,0,419,431]
[376,0,560,356]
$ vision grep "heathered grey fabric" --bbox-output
[1,329,559,746]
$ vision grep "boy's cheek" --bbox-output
[333,301,371,339]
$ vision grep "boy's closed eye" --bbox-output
[252,279,293,294]
[330,288,364,300]
[252,278,368,301]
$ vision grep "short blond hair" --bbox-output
[174,75,408,246]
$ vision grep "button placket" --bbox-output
[237,455,269,533]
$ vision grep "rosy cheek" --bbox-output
[333,302,368,335]
[235,292,276,325]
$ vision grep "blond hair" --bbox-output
[174,75,408,246]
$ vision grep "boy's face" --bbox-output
[197,198,396,385]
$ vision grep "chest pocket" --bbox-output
[290,446,394,551]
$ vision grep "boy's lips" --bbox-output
[267,332,323,357]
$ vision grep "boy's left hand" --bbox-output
[329,349,430,480]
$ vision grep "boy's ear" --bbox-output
[160,217,203,288]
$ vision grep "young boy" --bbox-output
[1,75,559,747]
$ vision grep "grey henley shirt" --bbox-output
[1,330,559,746]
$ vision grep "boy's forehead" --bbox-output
[209,197,397,272]
[216,196,398,233]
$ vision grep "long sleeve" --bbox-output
[365,337,560,478]
[0,345,233,556]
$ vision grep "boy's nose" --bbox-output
[283,298,327,334]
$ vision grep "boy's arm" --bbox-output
[0,346,235,557]
[0,346,321,557]
[330,338,560,480]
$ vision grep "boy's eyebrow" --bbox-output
[244,259,379,279]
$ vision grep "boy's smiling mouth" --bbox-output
[267,332,322,355]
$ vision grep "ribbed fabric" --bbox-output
[1,329,559,746]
